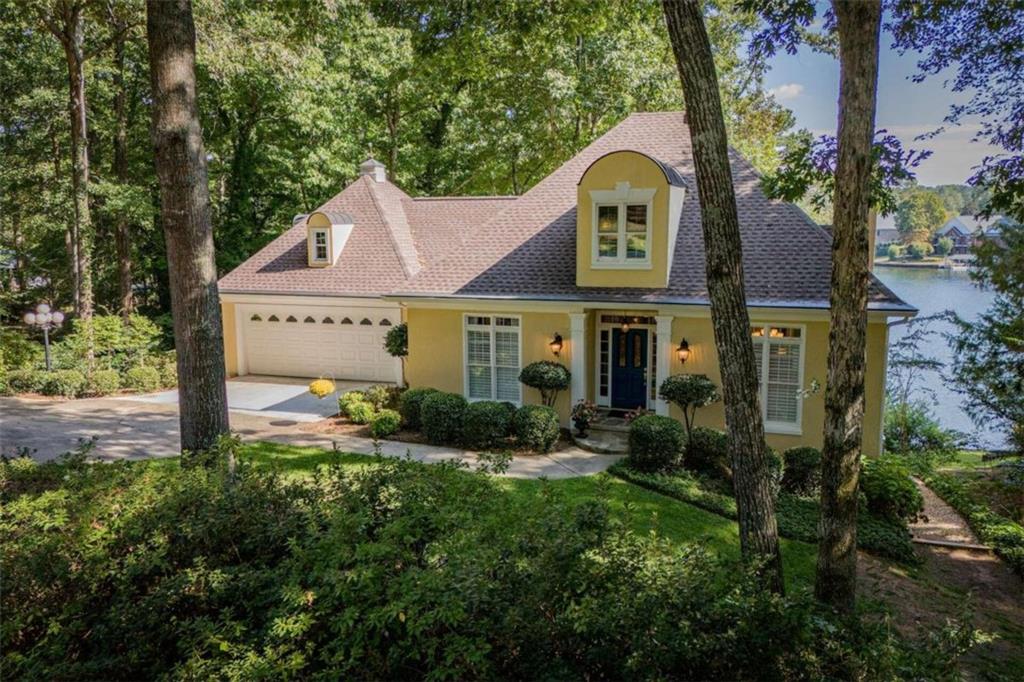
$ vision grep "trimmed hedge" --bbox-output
[370,409,402,439]
[627,415,686,473]
[348,400,376,425]
[513,405,560,452]
[860,456,924,524]
[339,390,368,417]
[40,370,87,398]
[421,392,468,445]
[610,462,918,564]
[5,369,46,394]
[398,387,439,430]
[781,447,821,497]
[923,470,1024,576]
[88,369,121,396]
[124,366,161,393]
[684,427,730,481]
[462,401,514,450]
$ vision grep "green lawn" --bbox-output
[235,441,818,590]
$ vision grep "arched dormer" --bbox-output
[576,150,686,288]
[306,210,354,267]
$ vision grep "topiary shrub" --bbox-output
[658,374,720,437]
[627,415,686,473]
[88,369,121,396]
[513,404,560,452]
[683,426,730,481]
[369,409,402,439]
[40,369,87,398]
[347,400,376,425]
[384,322,408,359]
[124,366,162,393]
[860,455,924,524]
[5,369,46,394]
[781,447,822,497]
[420,392,469,445]
[364,384,400,411]
[398,387,439,430]
[462,400,514,449]
[518,361,571,407]
[338,390,367,417]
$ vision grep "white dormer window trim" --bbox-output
[589,182,656,269]
[311,229,329,264]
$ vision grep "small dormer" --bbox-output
[306,211,354,267]
[576,150,686,288]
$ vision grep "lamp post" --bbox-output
[23,303,64,371]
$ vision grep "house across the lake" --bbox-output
[934,214,1015,254]
[218,112,916,456]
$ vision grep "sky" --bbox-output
[762,34,1001,192]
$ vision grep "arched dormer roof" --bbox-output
[308,210,354,226]
[577,150,687,188]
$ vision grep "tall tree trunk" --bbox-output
[146,0,230,457]
[815,0,882,613]
[111,25,134,319]
[50,125,79,309]
[663,0,783,593]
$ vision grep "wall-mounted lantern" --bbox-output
[620,316,630,333]
[676,338,691,364]
[549,333,563,356]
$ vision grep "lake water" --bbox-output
[873,266,1003,448]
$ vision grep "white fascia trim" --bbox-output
[219,292,399,309]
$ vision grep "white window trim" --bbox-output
[310,228,330,264]
[589,183,656,269]
[751,322,806,435]
[462,313,522,405]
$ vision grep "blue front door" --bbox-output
[611,328,648,410]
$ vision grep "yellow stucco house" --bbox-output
[218,112,915,455]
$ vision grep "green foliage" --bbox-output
[0,328,43,372]
[157,352,177,388]
[658,374,720,435]
[461,400,514,450]
[513,404,560,453]
[518,361,571,407]
[383,322,408,358]
[684,427,731,482]
[124,366,161,393]
[369,409,402,439]
[39,369,86,398]
[923,469,1024,575]
[397,387,438,430]
[53,315,162,372]
[364,384,399,411]
[886,243,903,259]
[934,236,954,256]
[87,369,121,396]
[896,188,948,242]
[347,400,377,425]
[884,401,962,454]
[627,415,686,473]
[420,392,468,445]
[781,447,822,497]
[338,390,368,417]
[4,369,46,394]
[906,241,934,259]
[860,456,925,524]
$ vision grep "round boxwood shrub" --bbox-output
[347,400,377,425]
[518,361,571,407]
[88,369,121,396]
[370,409,402,439]
[683,426,730,481]
[420,392,469,445]
[338,390,367,417]
[513,404,560,452]
[658,374,720,436]
[860,455,924,524]
[627,415,686,473]
[398,387,438,430]
[124,365,161,393]
[462,400,514,449]
[5,369,46,394]
[781,447,822,497]
[40,369,87,398]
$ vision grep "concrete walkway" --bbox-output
[0,394,620,479]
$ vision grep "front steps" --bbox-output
[571,411,630,454]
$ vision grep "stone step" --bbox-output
[572,429,629,455]
[589,416,631,433]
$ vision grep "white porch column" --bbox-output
[655,315,673,416]
[569,313,587,411]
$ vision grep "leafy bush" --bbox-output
[886,243,903,259]
[0,328,43,371]
[906,241,933,260]
[157,353,177,388]
[338,390,367,417]
[627,415,686,473]
[781,447,822,496]
[53,314,162,372]
[87,369,121,396]
[518,361,571,407]
[39,369,87,398]
[513,404,560,452]
[934,236,954,256]
[884,401,962,454]
[383,322,408,358]
[347,400,376,425]
[124,365,162,393]
[462,400,514,449]
[369,409,401,439]
[5,369,46,394]
[364,384,400,411]
[420,391,468,445]
[684,426,731,481]
[658,374,720,436]
[398,387,438,430]
[860,456,924,524]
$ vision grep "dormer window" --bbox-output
[311,229,329,263]
[305,210,353,267]
[595,203,650,264]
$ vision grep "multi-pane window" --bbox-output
[312,229,329,262]
[594,202,650,263]
[751,325,803,431]
[465,315,521,402]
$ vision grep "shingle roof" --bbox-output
[219,112,912,312]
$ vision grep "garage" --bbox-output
[236,304,401,382]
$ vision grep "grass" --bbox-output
[231,441,818,590]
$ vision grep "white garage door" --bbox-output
[240,305,399,382]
